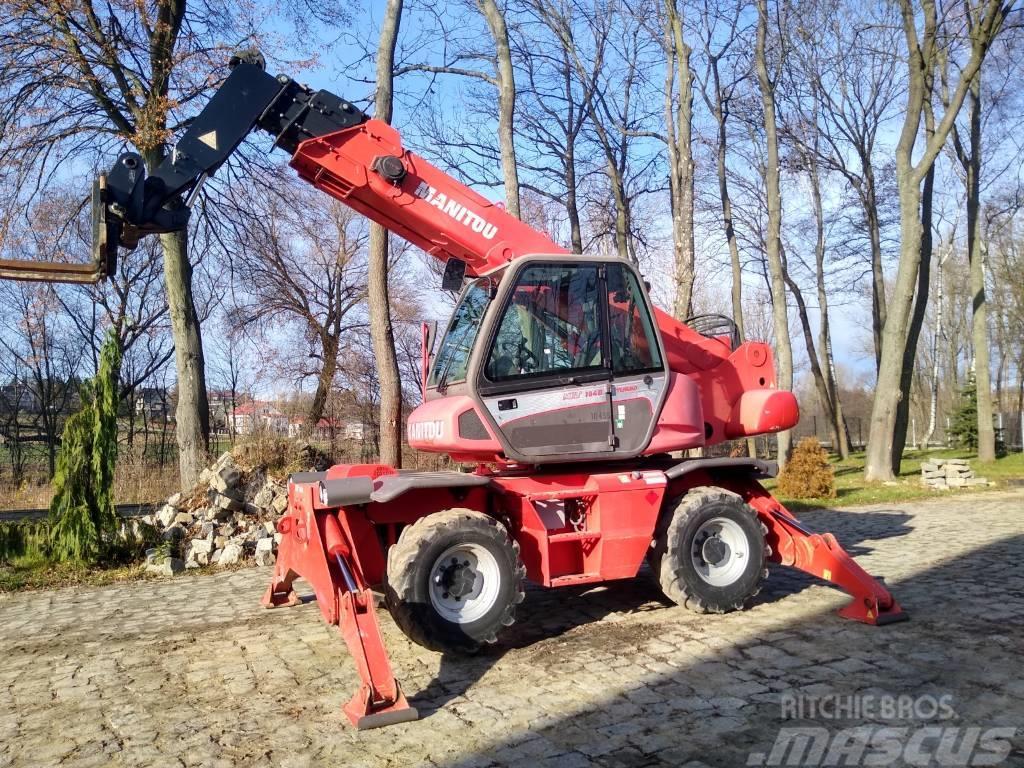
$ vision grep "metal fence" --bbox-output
[789,411,1024,453]
[997,410,1023,451]
[791,416,867,451]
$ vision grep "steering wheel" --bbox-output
[515,336,538,372]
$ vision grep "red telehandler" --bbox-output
[89,53,905,729]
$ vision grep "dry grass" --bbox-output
[229,434,459,475]
[112,445,180,503]
[0,445,179,510]
[0,480,52,510]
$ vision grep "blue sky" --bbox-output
[235,2,1013,396]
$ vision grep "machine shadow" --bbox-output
[796,508,913,556]
[411,575,673,717]
[413,508,914,720]
[430,531,1024,767]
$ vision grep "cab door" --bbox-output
[476,261,615,460]
[604,263,668,455]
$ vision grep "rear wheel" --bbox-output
[384,509,526,654]
[650,486,767,613]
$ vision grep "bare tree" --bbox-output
[864,0,1008,481]
[694,2,750,339]
[0,2,214,487]
[778,5,852,458]
[921,225,958,447]
[0,282,82,478]
[370,0,406,467]
[479,0,522,217]
[229,180,368,430]
[0,1,352,488]
[800,2,904,373]
[940,19,1024,460]
[564,4,660,263]
[988,205,1024,426]
[396,0,522,216]
[58,226,174,415]
[754,0,794,465]
[513,2,602,252]
[0,356,32,483]
[206,322,261,445]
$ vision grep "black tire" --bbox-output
[649,486,768,614]
[384,509,526,654]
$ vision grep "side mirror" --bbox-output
[441,257,467,291]
[421,320,438,398]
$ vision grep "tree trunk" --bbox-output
[565,138,583,253]
[141,131,209,489]
[807,153,849,458]
[971,231,995,461]
[891,82,937,471]
[863,164,887,374]
[306,337,339,430]
[160,227,209,489]
[1017,358,1024,441]
[716,98,745,341]
[478,0,520,218]
[665,0,696,320]
[126,387,136,448]
[866,177,922,481]
[782,258,834,451]
[891,159,934,472]
[708,53,753,458]
[370,0,405,468]
[755,0,793,466]
[965,77,995,462]
[608,163,632,262]
[922,244,946,448]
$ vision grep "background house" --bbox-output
[230,402,289,435]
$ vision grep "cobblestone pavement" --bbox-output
[1,490,1023,768]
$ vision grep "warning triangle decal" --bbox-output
[197,131,218,150]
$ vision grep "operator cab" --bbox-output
[415,255,671,464]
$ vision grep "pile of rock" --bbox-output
[143,451,290,575]
[920,458,990,490]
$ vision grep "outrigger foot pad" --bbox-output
[261,585,301,609]
[838,596,908,626]
[344,684,419,730]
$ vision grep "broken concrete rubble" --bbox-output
[920,458,990,491]
[143,450,306,575]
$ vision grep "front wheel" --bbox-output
[384,509,526,654]
[650,486,768,613]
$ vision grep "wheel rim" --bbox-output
[428,543,501,624]
[690,516,749,587]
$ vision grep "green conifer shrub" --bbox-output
[48,331,122,563]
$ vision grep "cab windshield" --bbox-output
[428,278,491,388]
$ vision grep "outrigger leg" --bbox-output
[730,479,908,625]
[262,482,418,729]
